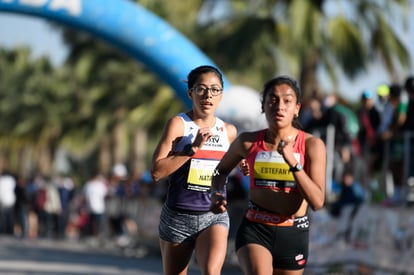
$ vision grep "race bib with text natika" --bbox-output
[187,158,220,192]
[253,151,300,189]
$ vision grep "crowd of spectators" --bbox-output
[0,163,160,246]
[299,75,414,216]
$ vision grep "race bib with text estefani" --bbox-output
[253,151,300,188]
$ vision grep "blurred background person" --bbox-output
[56,174,76,239]
[43,176,62,239]
[356,89,381,197]
[106,163,129,245]
[0,170,17,235]
[378,84,408,205]
[14,175,30,238]
[330,146,366,218]
[83,172,108,240]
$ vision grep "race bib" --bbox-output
[254,151,300,185]
[187,158,220,192]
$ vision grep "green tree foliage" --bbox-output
[0,47,65,175]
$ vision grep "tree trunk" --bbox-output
[132,128,147,176]
[112,121,128,166]
[36,143,53,176]
[18,145,34,179]
[98,135,111,175]
[300,52,321,100]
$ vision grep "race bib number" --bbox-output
[187,158,219,192]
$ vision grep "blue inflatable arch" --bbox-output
[0,0,230,107]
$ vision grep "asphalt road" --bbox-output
[0,236,241,275]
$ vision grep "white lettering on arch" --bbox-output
[49,0,81,16]
[20,0,47,7]
[5,0,82,16]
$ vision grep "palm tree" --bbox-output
[0,47,65,176]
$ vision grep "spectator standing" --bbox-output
[356,90,381,194]
[373,84,393,199]
[106,163,129,242]
[0,170,17,235]
[14,176,30,238]
[321,94,353,150]
[379,84,408,205]
[43,176,62,239]
[57,174,75,239]
[25,176,39,239]
[375,84,391,113]
[310,94,354,197]
[357,90,381,160]
[304,94,352,162]
[83,173,108,238]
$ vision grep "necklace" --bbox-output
[265,129,296,145]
